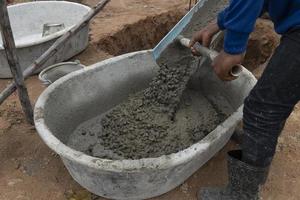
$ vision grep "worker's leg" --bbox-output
[199,30,300,200]
[242,29,300,167]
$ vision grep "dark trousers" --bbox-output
[242,29,300,167]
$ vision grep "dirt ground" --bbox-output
[1,1,300,200]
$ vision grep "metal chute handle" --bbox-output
[177,35,243,77]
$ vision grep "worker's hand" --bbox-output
[188,21,220,55]
[212,51,244,81]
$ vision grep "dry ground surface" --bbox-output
[1,0,300,200]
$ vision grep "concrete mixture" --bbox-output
[68,0,230,160]
[68,57,228,160]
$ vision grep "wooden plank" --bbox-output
[0,0,110,105]
[0,0,33,124]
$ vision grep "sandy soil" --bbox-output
[1,1,299,200]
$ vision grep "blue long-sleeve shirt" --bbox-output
[218,0,300,54]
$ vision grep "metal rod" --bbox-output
[177,35,242,77]
[0,0,33,124]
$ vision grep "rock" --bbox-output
[7,178,23,186]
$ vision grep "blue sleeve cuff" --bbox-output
[223,30,250,54]
[217,10,226,30]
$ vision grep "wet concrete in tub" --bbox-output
[68,0,230,160]
[68,88,228,160]
[68,57,228,159]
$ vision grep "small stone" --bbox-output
[7,178,23,186]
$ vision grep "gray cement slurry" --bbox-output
[68,87,227,160]
[67,0,230,160]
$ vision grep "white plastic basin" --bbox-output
[0,1,91,78]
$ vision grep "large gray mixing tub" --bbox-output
[34,50,256,200]
[0,1,91,78]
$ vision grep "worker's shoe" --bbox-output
[198,150,269,200]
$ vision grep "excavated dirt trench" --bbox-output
[97,10,185,56]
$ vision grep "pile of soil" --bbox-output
[243,19,280,71]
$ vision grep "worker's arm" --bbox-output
[189,0,265,81]
[218,0,265,54]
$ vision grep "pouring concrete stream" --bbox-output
[34,0,257,199]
